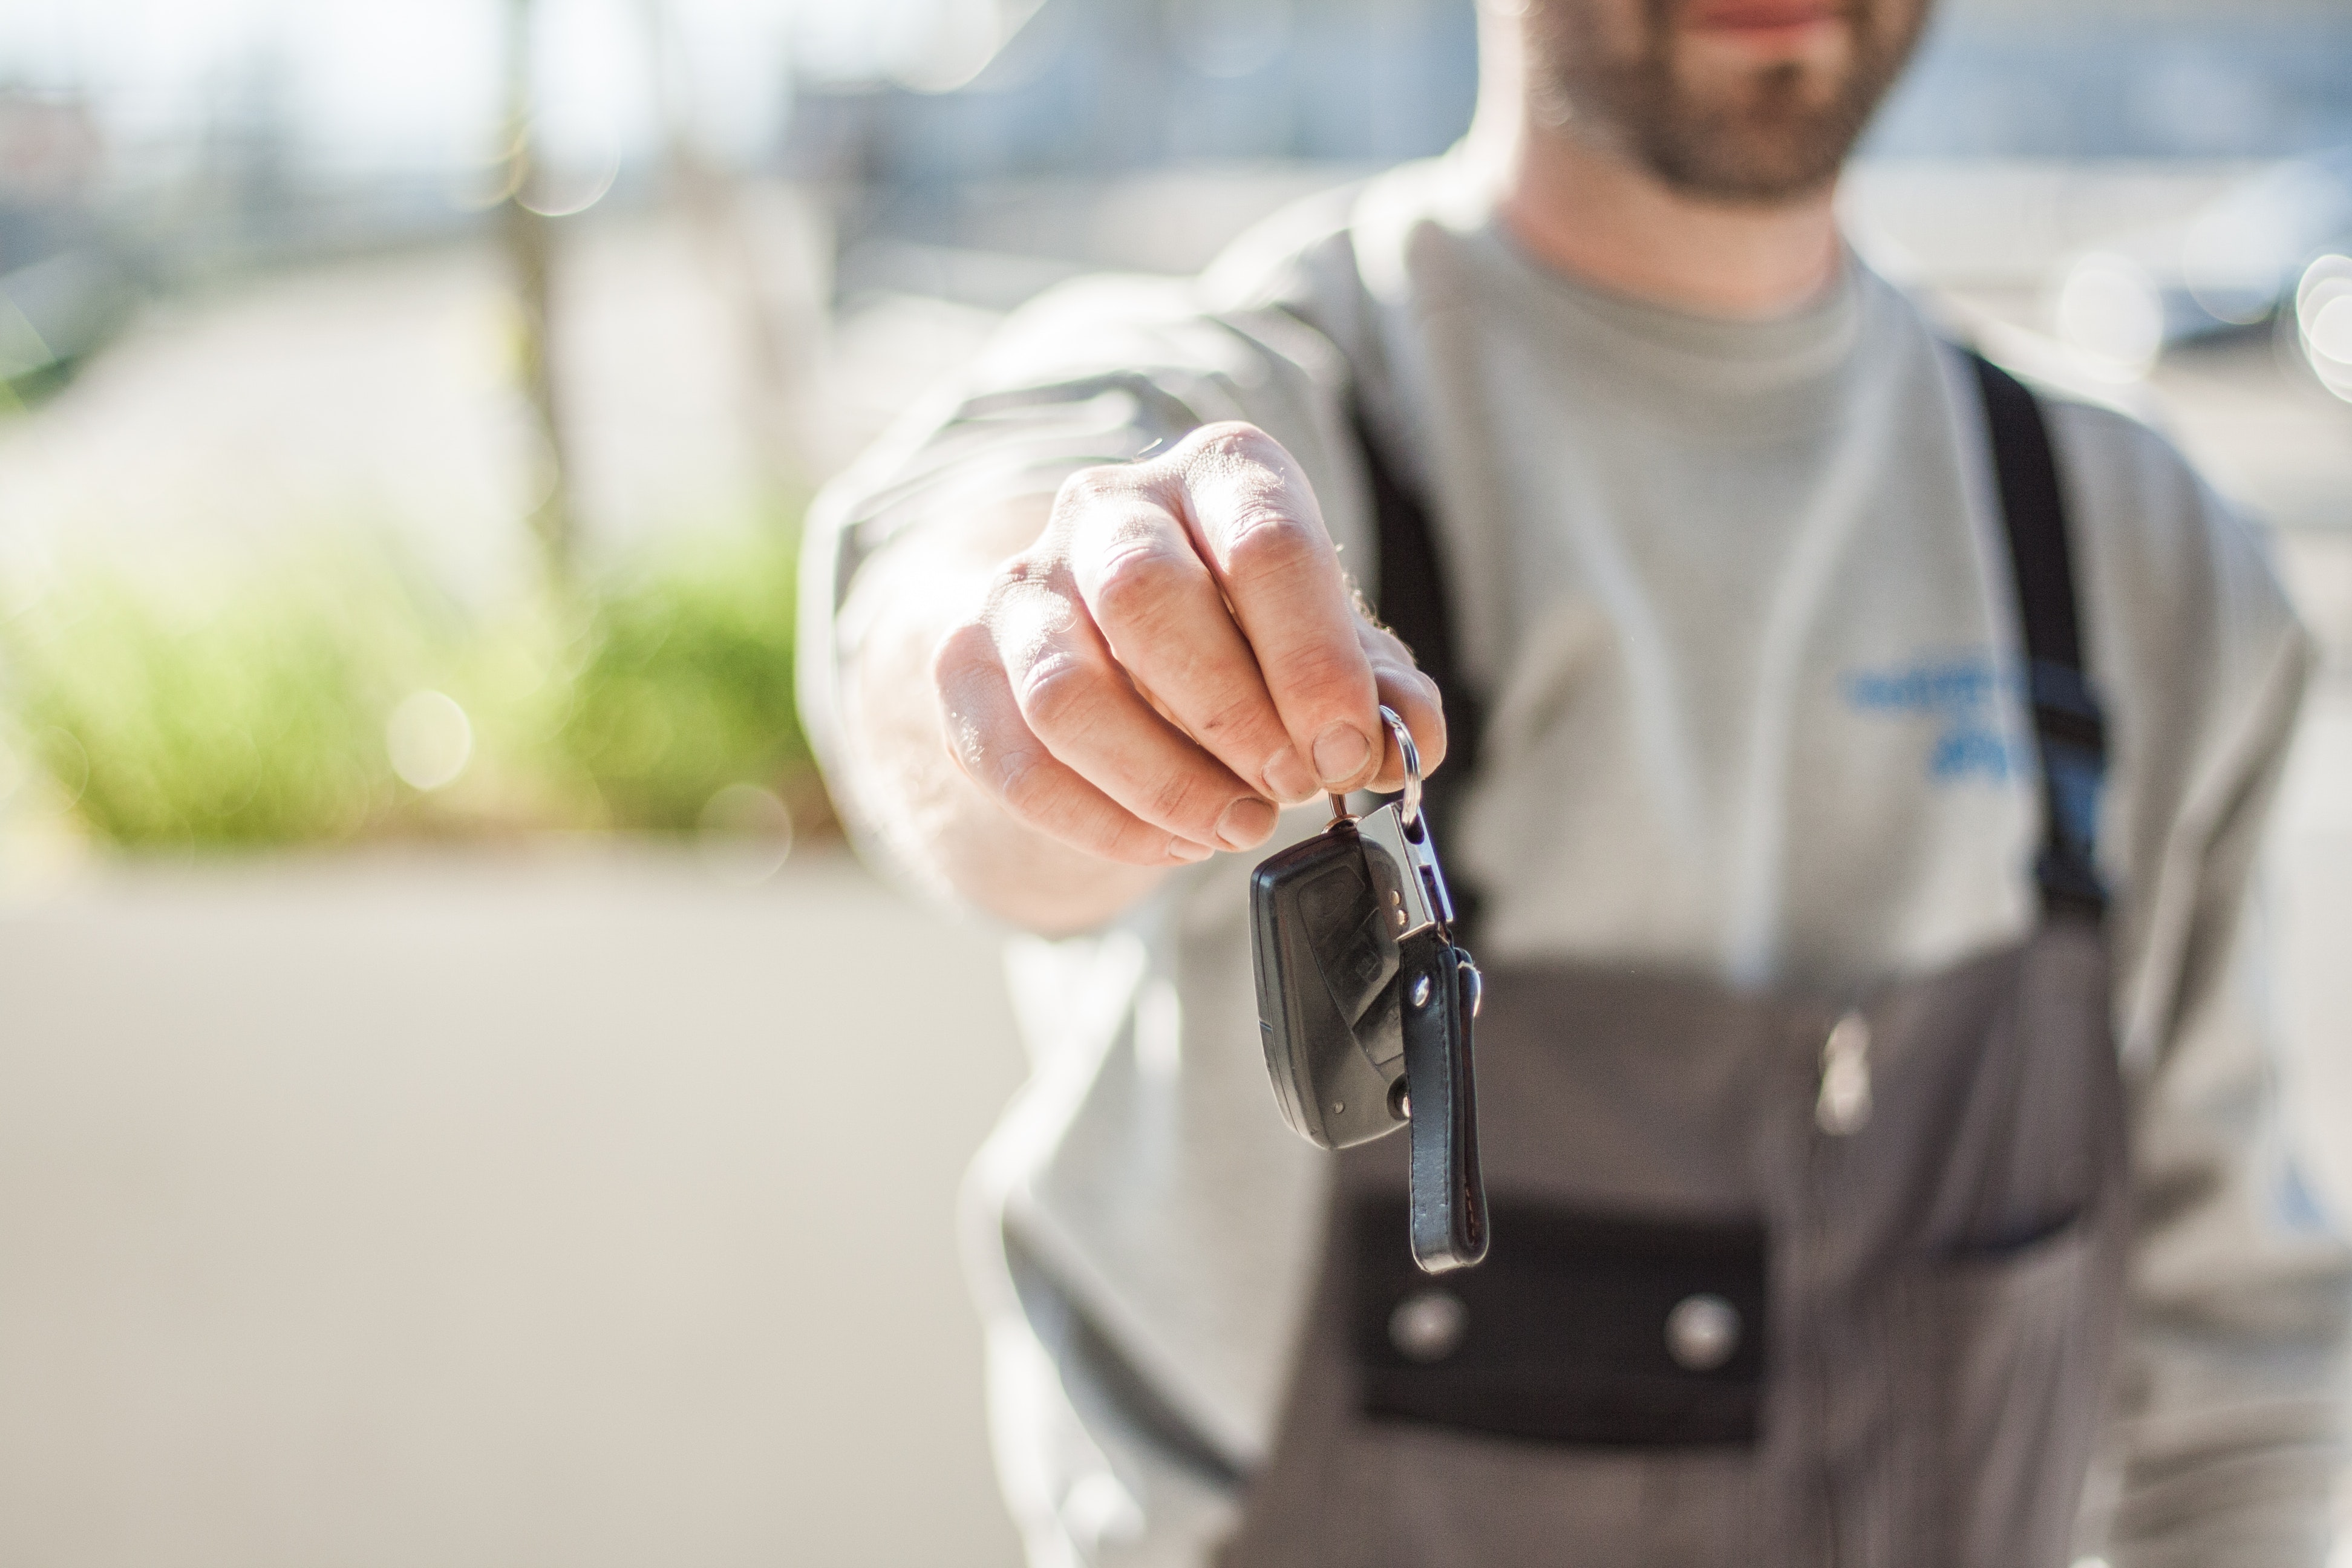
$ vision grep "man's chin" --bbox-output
[1639,98,1863,202]
[1523,0,1923,204]
[1641,53,1872,200]
[1673,27,1859,114]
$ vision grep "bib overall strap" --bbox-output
[1356,351,2110,927]
[1353,399,1486,936]
[1968,353,2109,921]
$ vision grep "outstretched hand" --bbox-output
[932,422,1448,867]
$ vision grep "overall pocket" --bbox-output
[1888,1217,2106,1568]
[1350,1193,1769,1446]
[1331,1424,1762,1568]
[1315,1195,1775,1567]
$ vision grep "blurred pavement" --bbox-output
[0,846,1027,1568]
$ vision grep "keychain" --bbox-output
[1249,707,1488,1273]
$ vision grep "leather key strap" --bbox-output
[1399,928,1489,1272]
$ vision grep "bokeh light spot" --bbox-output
[385,691,474,792]
[2296,256,2352,402]
[518,129,621,218]
[2309,296,2352,366]
[2053,254,2164,381]
[696,782,793,885]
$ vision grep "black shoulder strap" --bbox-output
[1356,354,2107,931]
[1351,398,1486,935]
[1969,353,2109,920]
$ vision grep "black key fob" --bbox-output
[1249,708,1488,1273]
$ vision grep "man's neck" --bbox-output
[1480,109,1846,321]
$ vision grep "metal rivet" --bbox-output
[1411,975,1432,1008]
[1816,1010,1873,1136]
[1388,1077,1410,1122]
[1331,1102,1344,1116]
[1665,1294,1741,1371]
[1389,1289,1467,1362]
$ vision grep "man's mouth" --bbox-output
[1682,0,1847,46]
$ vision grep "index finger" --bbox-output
[1158,424,1382,793]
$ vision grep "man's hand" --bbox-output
[931,422,1447,869]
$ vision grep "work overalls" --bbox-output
[1218,356,2129,1568]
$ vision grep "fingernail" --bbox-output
[1262,746,1316,803]
[1215,797,1279,851]
[1312,723,1371,787]
[1169,837,1215,863]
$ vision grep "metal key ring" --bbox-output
[1380,705,1422,828]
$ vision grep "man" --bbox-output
[800,0,2352,1562]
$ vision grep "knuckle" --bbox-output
[1065,794,1166,867]
[1142,769,1218,831]
[929,624,985,693]
[986,549,1057,603]
[1090,540,1194,631]
[1194,688,1272,745]
[1281,642,1372,706]
[1222,511,1321,580]
[1096,812,1171,866]
[935,699,1002,785]
[1374,662,1443,717]
[987,747,1044,818]
[1364,622,1418,666]
[1016,657,1105,739]
[1051,463,1143,527]
[993,745,1061,823]
[1184,420,1285,471]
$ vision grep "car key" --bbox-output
[1249,707,1488,1273]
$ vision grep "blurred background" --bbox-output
[0,0,2345,1563]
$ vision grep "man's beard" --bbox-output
[1524,0,1928,202]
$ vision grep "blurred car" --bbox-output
[2046,145,2352,390]
[0,90,136,400]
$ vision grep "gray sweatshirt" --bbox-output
[802,155,2352,1567]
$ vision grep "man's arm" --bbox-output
[820,422,1446,936]
[2105,622,2352,1567]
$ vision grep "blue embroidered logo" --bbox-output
[1841,652,2026,784]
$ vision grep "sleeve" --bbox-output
[2068,410,2352,1567]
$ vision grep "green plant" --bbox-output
[0,551,443,848]
[553,525,809,832]
[0,519,815,851]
